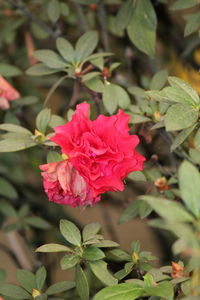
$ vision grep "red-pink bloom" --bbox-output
[0,76,20,110]
[50,103,145,198]
[40,159,100,207]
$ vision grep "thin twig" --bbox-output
[69,80,81,107]
[44,74,69,107]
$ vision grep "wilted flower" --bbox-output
[40,159,100,207]
[0,76,20,110]
[41,103,145,207]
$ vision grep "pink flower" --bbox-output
[0,76,20,110]
[40,159,100,207]
[50,103,145,198]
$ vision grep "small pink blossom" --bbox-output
[0,76,20,110]
[51,103,145,197]
[40,159,100,207]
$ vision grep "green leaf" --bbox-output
[16,269,35,293]
[93,283,144,300]
[165,104,198,131]
[74,0,99,4]
[110,84,131,109]
[56,37,75,62]
[194,127,200,150]
[106,249,131,262]
[140,196,194,222]
[184,12,200,36]
[0,124,31,135]
[83,246,105,261]
[36,266,47,292]
[36,243,73,253]
[150,70,168,90]
[170,124,196,151]
[115,0,133,32]
[47,0,61,23]
[35,294,47,300]
[60,254,80,270]
[75,265,89,300]
[47,151,62,163]
[0,179,18,199]
[36,108,51,134]
[179,160,200,218]
[25,216,50,229]
[102,84,117,114]
[75,31,98,62]
[127,0,157,57]
[0,201,17,217]
[48,115,66,128]
[119,201,139,224]
[84,77,104,93]
[82,222,101,242]
[46,281,75,295]
[0,64,22,77]
[145,281,174,299]
[34,50,68,69]
[168,76,200,106]
[128,86,146,98]
[0,284,31,299]
[89,260,118,286]
[170,0,198,11]
[0,137,36,152]
[15,96,38,106]
[92,240,119,248]
[60,219,81,246]
[127,171,146,181]
[26,63,60,76]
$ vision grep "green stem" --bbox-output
[43,75,69,107]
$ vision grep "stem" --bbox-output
[73,2,89,33]
[69,80,81,107]
[97,2,110,51]
[44,75,69,107]
[7,0,58,38]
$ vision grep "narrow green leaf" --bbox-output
[184,11,200,36]
[0,177,18,199]
[106,249,131,262]
[0,64,22,77]
[170,124,196,151]
[36,243,73,253]
[89,260,118,286]
[0,124,31,135]
[140,196,194,222]
[34,50,68,69]
[16,269,36,293]
[46,281,75,295]
[194,128,200,150]
[56,37,75,62]
[60,254,80,270]
[0,269,6,283]
[127,171,146,181]
[165,104,198,131]
[47,151,62,163]
[48,115,66,128]
[83,246,105,261]
[36,266,47,292]
[170,0,198,11]
[75,31,98,62]
[127,0,157,57]
[82,223,101,242]
[93,283,144,300]
[150,70,168,90]
[145,281,174,299]
[47,0,61,23]
[115,0,133,32]
[0,284,31,299]
[92,240,119,248]
[76,265,89,300]
[26,63,60,76]
[168,76,200,105]
[179,160,200,218]
[36,108,51,134]
[102,84,118,114]
[60,219,81,246]
[25,217,50,229]
[0,201,17,217]
[0,137,36,152]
